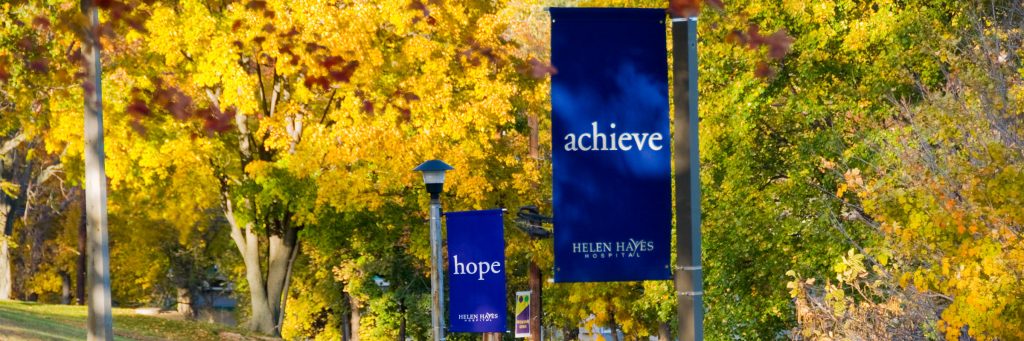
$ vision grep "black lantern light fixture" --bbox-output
[414,159,454,199]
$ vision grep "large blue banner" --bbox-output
[551,8,671,282]
[446,209,506,332]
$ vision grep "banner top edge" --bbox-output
[548,7,667,21]
[670,17,699,22]
[443,208,505,217]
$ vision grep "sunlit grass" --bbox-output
[0,300,263,340]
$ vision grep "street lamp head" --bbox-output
[414,159,453,198]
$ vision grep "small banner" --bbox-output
[550,8,672,282]
[514,291,531,337]
[446,209,506,333]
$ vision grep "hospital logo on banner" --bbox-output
[571,239,656,259]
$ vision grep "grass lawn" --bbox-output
[0,300,267,341]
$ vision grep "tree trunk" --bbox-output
[266,220,297,328]
[657,322,671,341]
[177,287,195,319]
[0,190,11,301]
[1,131,28,301]
[277,243,300,331]
[341,302,351,341]
[226,217,296,335]
[608,309,619,341]
[349,293,361,341]
[60,271,72,304]
[221,194,299,336]
[235,221,276,334]
[217,103,302,337]
[0,238,10,300]
[565,327,579,341]
[398,302,406,341]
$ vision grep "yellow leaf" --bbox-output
[0,181,19,198]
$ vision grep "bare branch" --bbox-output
[0,131,26,156]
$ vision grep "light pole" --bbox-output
[414,159,453,341]
[81,0,113,339]
[672,15,703,341]
[514,206,551,341]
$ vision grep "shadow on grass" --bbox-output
[0,301,270,341]
[0,306,85,341]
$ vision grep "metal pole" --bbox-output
[82,0,113,340]
[429,197,446,341]
[77,194,86,305]
[672,15,703,341]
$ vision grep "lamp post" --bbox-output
[672,15,703,341]
[82,0,113,339]
[514,206,552,341]
[414,159,453,341]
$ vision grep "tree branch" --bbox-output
[0,131,26,156]
[205,87,222,110]
[256,55,269,117]
[285,113,302,154]
[268,76,281,117]
[319,89,337,125]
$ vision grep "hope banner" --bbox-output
[446,209,506,332]
[551,8,671,282]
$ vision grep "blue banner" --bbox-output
[446,209,506,332]
[551,8,671,282]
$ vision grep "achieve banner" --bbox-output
[550,8,671,282]
[446,209,506,332]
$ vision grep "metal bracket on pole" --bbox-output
[675,265,703,271]
[677,291,705,297]
[671,17,699,23]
